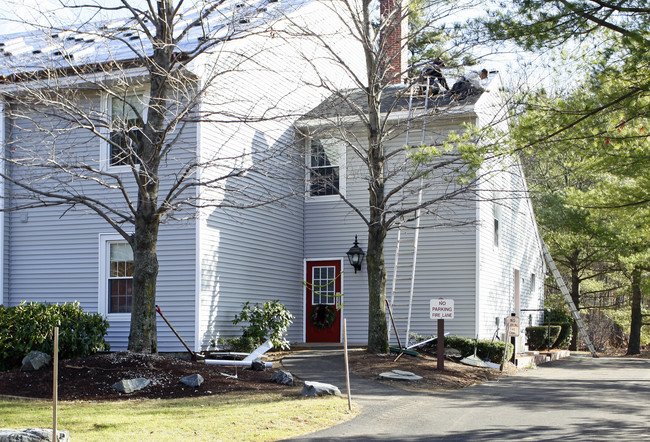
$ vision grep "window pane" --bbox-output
[310,167,339,196]
[110,95,144,166]
[312,266,336,306]
[310,138,341,196]
[108,242,134,313]
[311,139,340,167]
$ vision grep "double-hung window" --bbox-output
[107,241,134,314]
[308,138,344,197]
[108,94,145,168]
[99,234,134,318]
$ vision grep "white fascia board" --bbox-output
[0,66,151,94]
[297,107,478,132]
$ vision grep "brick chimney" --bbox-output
[380,0,408,85]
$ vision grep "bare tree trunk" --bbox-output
[367,223,388,353]
[128,215,160,353]
[627,266,642,355]
[569,263,581,351]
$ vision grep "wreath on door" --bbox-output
[310,304,337,329]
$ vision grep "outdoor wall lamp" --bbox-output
[346,235,365,273]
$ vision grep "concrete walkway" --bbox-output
[282,349,650,441]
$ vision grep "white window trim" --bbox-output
[98,233,133,321]
[304,136,346,201]
[100,89,149,172]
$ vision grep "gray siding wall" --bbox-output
[476,156,546,349]
[4,91,198,352]
[194,1,363,349]
[304,119,480,345]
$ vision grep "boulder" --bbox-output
[179,374,204,388]
[379,370,423,382]
[250,359,266,371]
[21,351,51,371]
[301,381,341,397]
[0,428,70,441]
[270,370,293,386]
[445,348,463,359]
[112,378,151,394]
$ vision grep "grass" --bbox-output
[0,392,357,441]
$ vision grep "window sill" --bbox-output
[104,313,131,321]
[306,195,343,203]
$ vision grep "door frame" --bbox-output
[303,258,344,343]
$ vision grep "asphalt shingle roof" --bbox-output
[0,0,299,78]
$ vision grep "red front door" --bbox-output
[306,260,342,342]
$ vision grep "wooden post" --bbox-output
[501,319,509,372]
[53,326,58,442]
[343,318,352,411]
[437,319,444,370]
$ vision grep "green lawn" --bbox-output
[0,392,356,441]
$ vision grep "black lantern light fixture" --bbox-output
[346,235,365,273]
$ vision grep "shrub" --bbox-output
[544,308,573,348]
[411,334,514,364]
[552,322,572,348]
[544,308,573,324]
[231,300,294,351]
[525,325,561,351]
[0,301,110,371]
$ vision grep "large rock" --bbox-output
[112,378,151,394]
[0,428,69,441]
[21,351,51,371]
[250,359,267,371]
[179,374,204,388]
[301,381,341,397]
[379,370,423,382]
[270,370,293,386]
[445,348,463,359]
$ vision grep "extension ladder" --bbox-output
[541,239,598,357]
[387,81,430,347]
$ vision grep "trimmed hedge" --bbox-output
[544,308,573,348]
[525,325,561,351]
[412,334,514,364]
[0,301,110,370]
[552,322,572,348]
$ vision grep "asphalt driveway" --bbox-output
[283,351,650,441]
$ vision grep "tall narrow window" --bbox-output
[309,138,341,196]
[110,94,144,167]
[531,273,536,293]
[108,242,133,313]
[493,200,501,248]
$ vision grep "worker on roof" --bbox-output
[422,57,449,93]
[451,68,489,97]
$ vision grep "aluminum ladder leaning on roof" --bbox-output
[387,80,431,347]
[541,239,598,357]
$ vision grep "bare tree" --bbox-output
[0,0,334,353]
[285,0,510,353]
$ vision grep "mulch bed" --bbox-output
[0,352,290,401]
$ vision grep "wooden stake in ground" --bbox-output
[343,318,352,411]
[53,326,58,442]
[437,319,444,370]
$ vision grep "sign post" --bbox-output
[430,299,454,370]
[501,316,520,370]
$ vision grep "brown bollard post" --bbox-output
[437,319,444,370]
